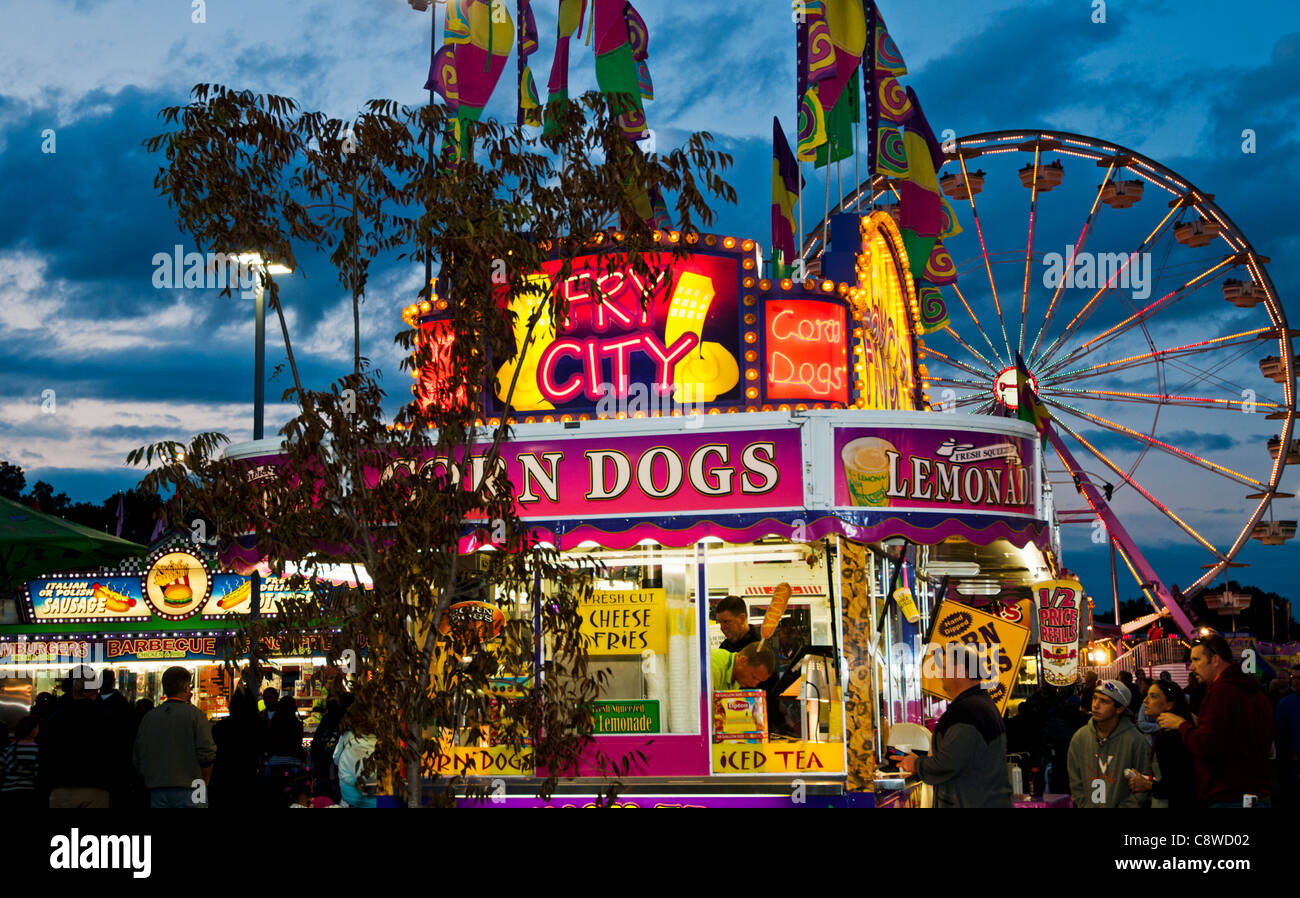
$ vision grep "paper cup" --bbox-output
[841,437,897,507]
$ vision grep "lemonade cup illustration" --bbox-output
[842,437,897,507]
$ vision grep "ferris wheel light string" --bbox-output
[958,152,1013,361]
[941,323,999,374]
[1051,412,1224,556]
[1030,161,1115,366]
[1111,540,1159,607]
[1078,256,1235,353]
[1020,144,1042,357]
[1052,401,1263,487]
[1060,328,1273,376]
[1046,387,1278,409]
[948,283,1005,365]
[1044,265,1226,380]
[1037,200,1185,369]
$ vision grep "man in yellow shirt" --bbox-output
[711,643,776,691]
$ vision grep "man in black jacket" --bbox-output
[900,643,1013,807]
[98,669,137,807]
[38,669,115,808]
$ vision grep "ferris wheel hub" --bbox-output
[993,366,1038,411]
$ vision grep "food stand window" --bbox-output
[705,539,846,776]
[553,543,701,736]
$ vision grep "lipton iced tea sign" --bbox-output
[489,251,742,415]
[836,427,1037,515]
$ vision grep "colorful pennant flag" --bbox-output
[772,117,802,260]
[904,86,947,171]
[517,0,542,126]
[917,286,950,334]
[429,0,514,161]
[873,11,907,76]
[877,74,913,123]
[592,0,648,140]
[922,240,957,285]
[1016,351,1051,445]
[875,124,907,177]
[815,68,859,168]
[939,197,963,239]
[814,0,867,115]
[797,88,827,161]
[544,0,588,135]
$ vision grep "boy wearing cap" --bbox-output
[1067,679,1151,808]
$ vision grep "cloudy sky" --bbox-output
[0,0,1296,608]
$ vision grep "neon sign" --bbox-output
[764,299,850,403]
[852,212,918,412]
[489,252,742,415]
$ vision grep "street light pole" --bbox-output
[251,267,267,680]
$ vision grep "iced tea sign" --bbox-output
[1034,578,1082,686]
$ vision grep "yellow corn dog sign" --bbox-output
[920,600,1029,714]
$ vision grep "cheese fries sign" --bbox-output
[142,548,211,621]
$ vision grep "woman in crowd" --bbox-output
[1127,680,1198,808]
[0,716,42,808]
[333,712,377,808]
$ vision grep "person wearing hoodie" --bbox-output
[1067,679,1151,807]
[1156,634,1274,807]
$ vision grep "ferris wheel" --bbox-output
[802,129,1297,603]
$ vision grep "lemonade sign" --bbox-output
[834,426,1037,516]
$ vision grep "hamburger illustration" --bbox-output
[151,559,194,606]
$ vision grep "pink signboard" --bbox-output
[374,427,804,521]
[833,426,1037,517]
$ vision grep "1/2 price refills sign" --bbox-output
[920,600,1030,714]
[1033,578,1083,686]
[578,588,667,654]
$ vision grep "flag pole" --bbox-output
[796,7,808,277]
[866,0,878,212]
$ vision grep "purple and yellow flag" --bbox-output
[1016,351,1051,445]
[772,117,802,260]
[427,0,514,161]
[517,0,542,126]
[815,1,867,116]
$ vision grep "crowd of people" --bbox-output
[0,665,377,809]
[897,634,1298,808]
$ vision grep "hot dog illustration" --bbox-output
[217,580,252,610]
[92,582,136,613]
